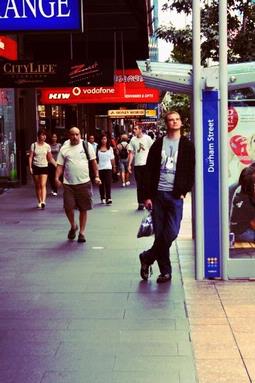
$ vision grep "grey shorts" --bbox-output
[63,182,93,211]
[119,159,128,172]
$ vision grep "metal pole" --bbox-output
[219,0,228,279]
[192,0,204,280]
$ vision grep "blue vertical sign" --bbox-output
[203,90,221,278]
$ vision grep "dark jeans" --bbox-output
[134,165,147,204]
[48,163,57,193]
[99,169,112,200]
[142,191,183,275]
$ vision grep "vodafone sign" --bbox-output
[40,85,159,104]
[39,69,160,104]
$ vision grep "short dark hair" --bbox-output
[37,128,47,137]
[239,166,255,197]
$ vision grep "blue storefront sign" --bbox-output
[203,90,221,278]
[0,0,83,31]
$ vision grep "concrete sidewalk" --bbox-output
[1,181,255,383]
[0,181,197,383]
[178,199,255,383]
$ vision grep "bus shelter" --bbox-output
[137,59,255,280]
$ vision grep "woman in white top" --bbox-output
[97,134,116,205]
[48,133,61,196]
[28,128,57,209]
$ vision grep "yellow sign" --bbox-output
[108,109,145,117]
[145,109,157,117]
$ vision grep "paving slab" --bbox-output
[0,183,197,383]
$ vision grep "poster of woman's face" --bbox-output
[228,106,255,248]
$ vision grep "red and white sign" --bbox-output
[39,69,160,104]
[228,106,255,185]
[0,36,17,61]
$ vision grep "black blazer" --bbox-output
[144,135,195,200]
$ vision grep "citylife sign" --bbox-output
[0,59,112,87]
[0,0,83,31]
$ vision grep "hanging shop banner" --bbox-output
[39,85,160,104]
[0,35,17,60]
[0,0,83,32]
[0,59,113,87]
[228,106,255,252]
[203,90,221,278]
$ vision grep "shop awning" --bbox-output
[137,60,255,94]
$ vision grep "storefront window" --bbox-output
[228,105,255,256]
[0,89,16,180]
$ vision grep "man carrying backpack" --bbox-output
[116,134,130,187]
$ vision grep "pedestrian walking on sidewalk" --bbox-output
[116,134,130,187]
[128,125,153,210]
[139,111,195,283]
[88,134,98,153]
[28,127,57,209]
[48,133,61,196]
[55,127,101,243]
[97,133,116,205]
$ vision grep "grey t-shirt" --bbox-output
[158,136,180,191]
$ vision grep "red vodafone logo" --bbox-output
[228,107,239,132]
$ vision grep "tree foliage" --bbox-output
[156,0,255,126]
[156,0,255,64]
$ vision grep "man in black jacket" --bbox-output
[140,111,195,283]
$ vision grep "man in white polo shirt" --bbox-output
[128,125,153,210]
[55,127,101,243]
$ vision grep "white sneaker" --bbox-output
[122,183,126,187]
[101,199,106,204]
[37,202,42,209]
[125,181,130,186]
[52,192,58,196]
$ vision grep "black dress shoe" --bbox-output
[156,274,172,283]
[139,252,152,280]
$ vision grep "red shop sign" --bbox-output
[0,36,17,61]
[39,85,160,104]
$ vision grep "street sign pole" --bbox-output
[219,0,228,280]
[192,0,204,280]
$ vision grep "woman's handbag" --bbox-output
[137,211,154,238]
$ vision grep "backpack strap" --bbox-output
[82,140,90,161]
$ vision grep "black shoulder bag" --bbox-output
[82,140,95,182]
